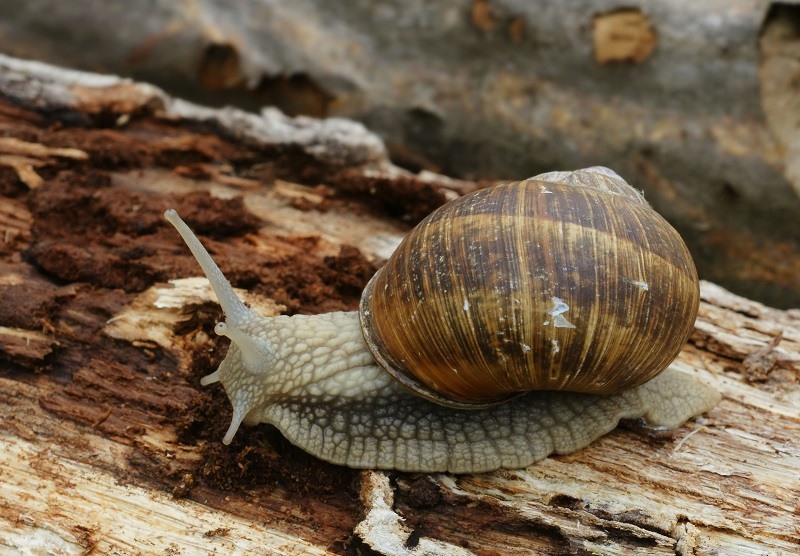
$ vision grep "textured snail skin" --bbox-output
[214,312,718,473]
[163,168,720,474]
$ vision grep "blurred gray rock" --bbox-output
[1,0,799,307]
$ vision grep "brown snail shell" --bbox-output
[359,167,700,408]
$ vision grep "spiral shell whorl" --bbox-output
[360,169,699,407]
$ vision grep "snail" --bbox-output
[164,166,719,474]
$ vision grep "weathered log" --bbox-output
[0,57,798,555]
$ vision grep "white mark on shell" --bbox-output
[625,278,650,291]
[550,339,560,355]
[545,297,576,329]
[521,343,531,353]
[463,300,470,311]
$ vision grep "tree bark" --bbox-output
[0,56,798,556]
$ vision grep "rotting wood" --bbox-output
[0,57,797,556]
[0,134,89,188]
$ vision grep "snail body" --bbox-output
[164,167,719,473]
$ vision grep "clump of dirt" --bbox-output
[29,240,163,292]
[332,169,448,223]
[174,319,229,444]
[186,236,378,315]
[23,168,262,293]
[323,244,377,299]
[0,262,74,330]
[199,425,359,498]
[168,190,261,238]
[406,476,442,508]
